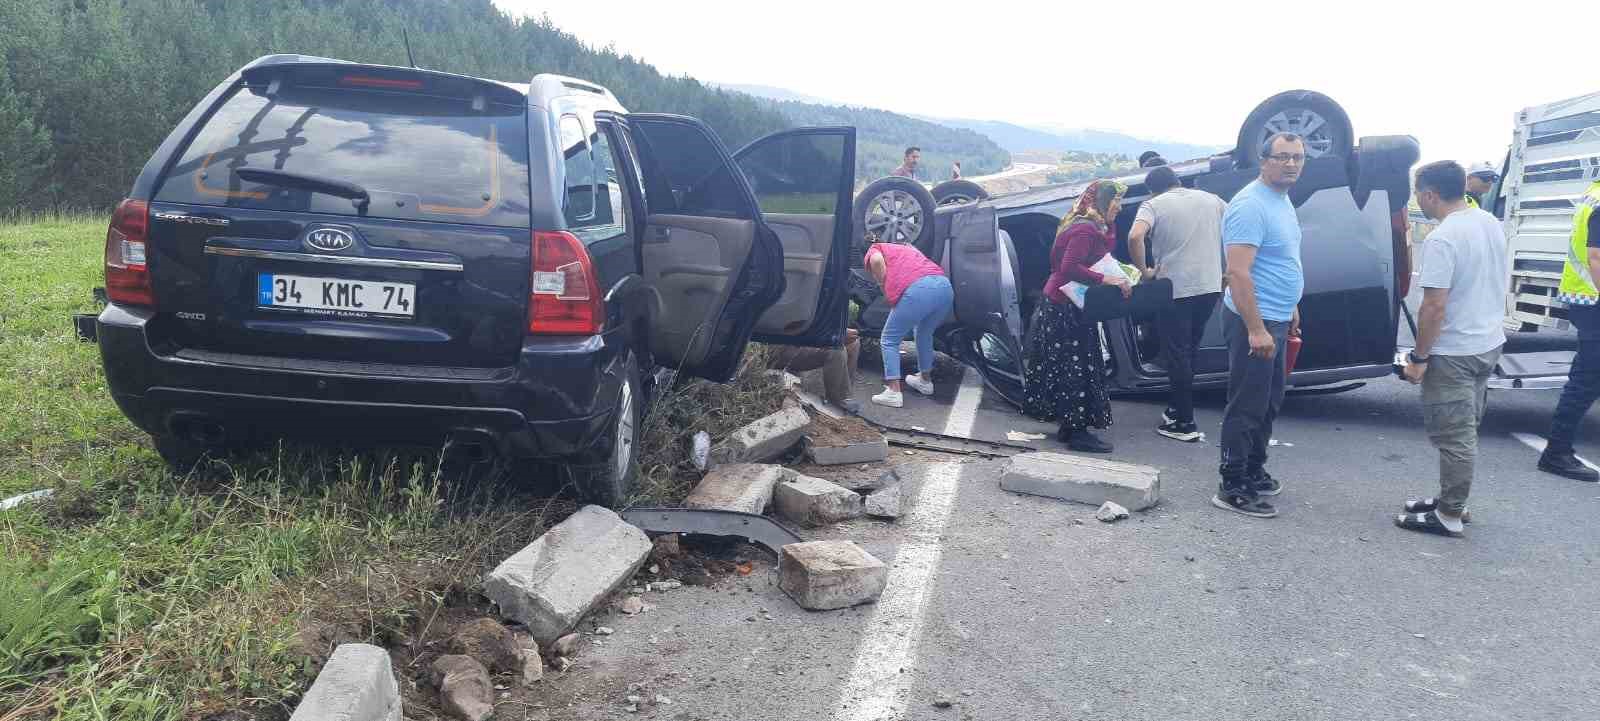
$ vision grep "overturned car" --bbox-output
[849,90,1421,407]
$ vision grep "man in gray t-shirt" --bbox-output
[1396,161,1509,538]
[1129,165,1227,442]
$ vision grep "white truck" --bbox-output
[1491,90,1600,334]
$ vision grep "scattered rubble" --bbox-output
[691,431,712,471]
[516,636,544,686]
[710,406,811,465]
[430,655,494,721]
[288,643,402,721]
[446,618,520,674]
[1001,452,1160,511]
[775,474,864,527]
[833,466,900,494]
[803,414,889,465]
[933,695,954,709]
[620,596,646,615]
[864,484,902,519]
[484,505,653,645]
[1096,501,1131,523]
[684,464,787,514]
[550,633,582,659]
[779,540,888,610]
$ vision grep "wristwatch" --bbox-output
[1407,351,1429,365]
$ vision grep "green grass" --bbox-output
[0,216,784,719]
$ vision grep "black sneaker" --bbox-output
[1212,491,1277,518]
[1162,407,1178,425]
[1251,471,1282,497]
[1538,451,1600,482]
[1066,430,1114,454]
[1157,420,1202,443]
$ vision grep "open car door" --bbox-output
[946,204,1028,406]
[627,115,786,382]
[734,127,857,347]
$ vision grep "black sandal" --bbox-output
[1394,511,1464,538]
[1402,498,1471,524]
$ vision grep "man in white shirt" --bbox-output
[1129,165,1227,443]
[1396,161,1509,538]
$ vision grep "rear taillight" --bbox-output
[105,198,153,306]
[1391,209,1412,298]
[528,230,604,335]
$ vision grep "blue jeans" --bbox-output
[881,275,953,380]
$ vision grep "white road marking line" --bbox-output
[832,370,982,721]
[1512,433,1600,472]
[831,462,962,721]
[942,367,983,438]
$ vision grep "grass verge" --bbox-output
[0,216,782,719]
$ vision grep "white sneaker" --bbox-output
[905,373,935,396]
[871,387,904,408]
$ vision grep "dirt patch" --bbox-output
[803,413,883,447]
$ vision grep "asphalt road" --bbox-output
[540,329,1600,720]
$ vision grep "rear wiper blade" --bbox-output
[235,168,370,211]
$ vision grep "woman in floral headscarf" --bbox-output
[1022,179,1130,453]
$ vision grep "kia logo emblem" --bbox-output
[306,228,355,252]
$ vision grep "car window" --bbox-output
[560,115,596,225]
[155,83,531,228]
[630,121,751,220]
[736,133,844,215]
[571,124,630,242]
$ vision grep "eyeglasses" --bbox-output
[1265,153,1307,165]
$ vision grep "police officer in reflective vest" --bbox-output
[1464,162,1498,209]
[1538,180,1600,482]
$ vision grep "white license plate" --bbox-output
[257,273,415,318]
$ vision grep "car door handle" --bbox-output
[645,226,671,244]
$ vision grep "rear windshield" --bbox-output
[155,82,531,227]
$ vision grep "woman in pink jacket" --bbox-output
[864,242,953,408]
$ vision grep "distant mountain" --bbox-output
[922,117,1226,163]
[712,82,842,107]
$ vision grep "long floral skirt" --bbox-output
[1022,302,1112,431]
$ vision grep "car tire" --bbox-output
[1347,135,1422,211]
[853,176,936,261]
[152,433,207,473]
[931,179,990,207]
[1233,90,1354,169]
[569,352,642,508]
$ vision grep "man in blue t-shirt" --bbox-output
[1212,133,1306,519]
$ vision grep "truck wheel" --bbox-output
[931,179,990,207]
[854,176,936,254]
[1233,90,1353,169]
[568,352,641,508]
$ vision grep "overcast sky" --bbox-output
[495,0,1592,167]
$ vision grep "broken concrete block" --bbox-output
[684,464,786,514]
[774,474,864,527]
[711,406,810,464]
[779,541,888,610]
[289,643,402,721]
[430,655,493,721]
[836,467,899,493]
[805,435,889,466]
[864,484,902,519]
[999,452,1160,511]
[1096,501,1130,523]
[550,633,582,659]
[515,635,544,686]
[484,505,652,646]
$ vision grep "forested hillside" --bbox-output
[0,0,789,213]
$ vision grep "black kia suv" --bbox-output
[88,54,857,505]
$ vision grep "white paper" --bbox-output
[1060,255,1131,309]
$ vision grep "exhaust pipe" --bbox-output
[446,429,497,465]
[168,413,226,447]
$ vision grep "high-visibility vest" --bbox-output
[1557,181,1600,306]
[1465,194,1480,209]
